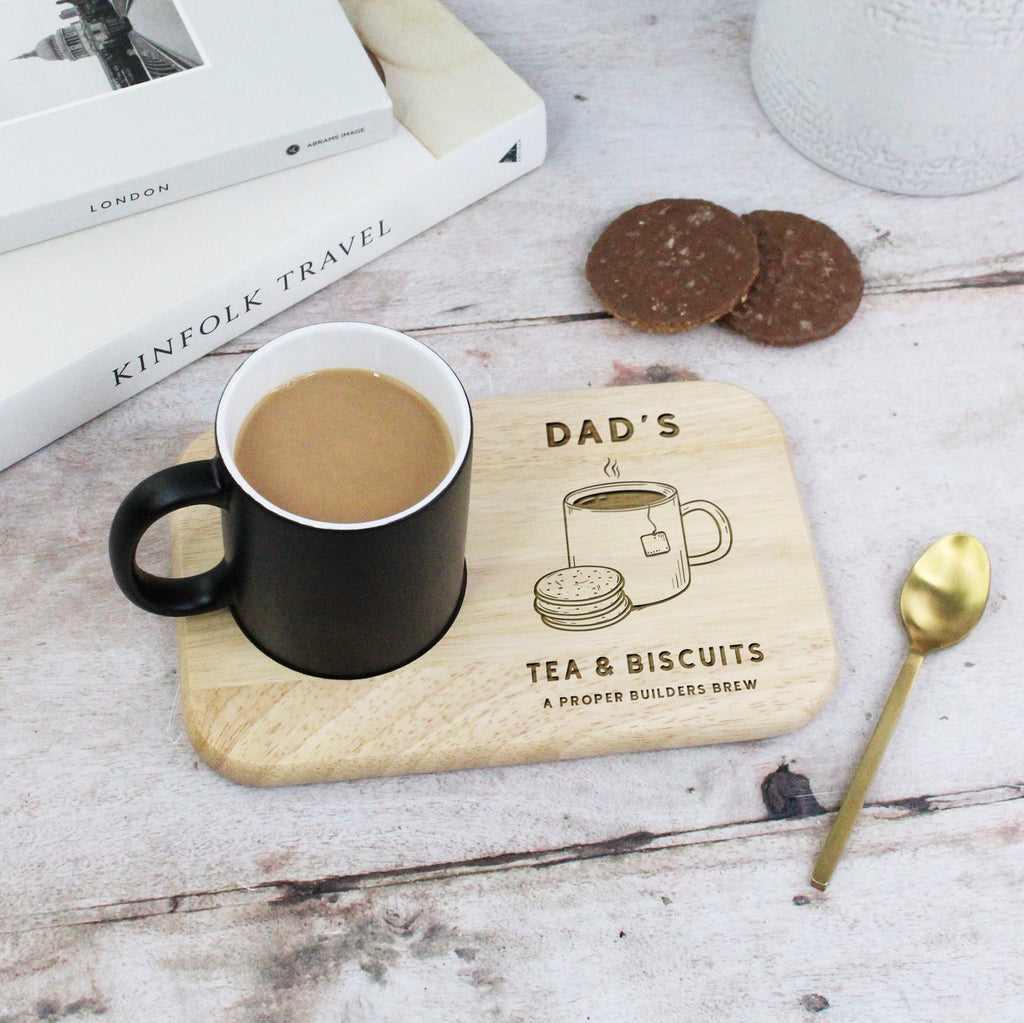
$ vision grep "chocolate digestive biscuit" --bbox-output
[585,198,760,332]
[721,209,863,345]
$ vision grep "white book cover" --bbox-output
[0,0,546,472]
[0,0,393,253]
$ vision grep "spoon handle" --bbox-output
[810,650,925,890]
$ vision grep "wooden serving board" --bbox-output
[171,381,838,786]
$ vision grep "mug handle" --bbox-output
[109,458,232,616]
[679,499,733,566]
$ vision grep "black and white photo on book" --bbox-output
[4,0,203,122]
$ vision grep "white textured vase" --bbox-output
[750,0,1024,195]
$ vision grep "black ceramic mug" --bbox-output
[109,322,473,679]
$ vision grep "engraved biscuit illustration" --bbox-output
[533,566,632,632]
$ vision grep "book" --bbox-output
[0,0,546,472]
[0,0,393,254]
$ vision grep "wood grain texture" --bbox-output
[2,0,1023,1016]
[173,382,836,784]
[3,794,1022,1021]
[341,0,541,158]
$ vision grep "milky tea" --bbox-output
[234,368,455,523]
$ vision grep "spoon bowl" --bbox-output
[901,533,990,654]
[811,533,990,890]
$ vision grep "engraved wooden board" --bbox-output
[172,381,838,786]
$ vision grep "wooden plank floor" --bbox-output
[2,0,1022,1019]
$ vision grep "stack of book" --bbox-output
[0,0,546,472]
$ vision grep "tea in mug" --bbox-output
[570,488,666,511]
[234,368,454,523]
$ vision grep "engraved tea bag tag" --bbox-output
[641,530,671,557]
[639,502,671,557]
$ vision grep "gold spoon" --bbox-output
[810,533,991,891]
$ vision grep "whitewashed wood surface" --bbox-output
[2,1,1022,1019]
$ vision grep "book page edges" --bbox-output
[342,0,542,158]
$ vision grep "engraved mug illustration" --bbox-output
[563,481,732,608]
